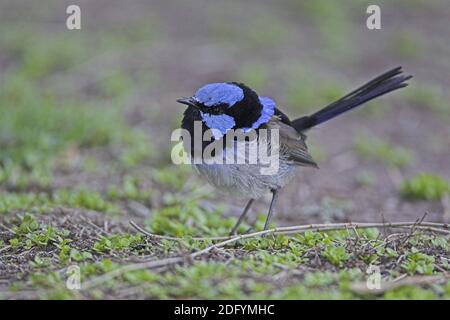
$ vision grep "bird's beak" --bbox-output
[176,97,198,108]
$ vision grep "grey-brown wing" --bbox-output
[265,116,318,168]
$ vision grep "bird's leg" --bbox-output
[263,189,279,232]
[229,199,254,235]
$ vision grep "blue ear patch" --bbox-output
[200,96,276,138]
[243,96,276,131]
[195,83,244,107]
[200,112,235,139]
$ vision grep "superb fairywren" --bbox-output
[177,67,412,234]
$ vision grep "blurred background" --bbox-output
[1,0,449,232]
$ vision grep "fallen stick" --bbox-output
[129,220,450,242]
[350,274,450,295]
[83,219,450,289]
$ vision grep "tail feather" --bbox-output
[292,67,412,132]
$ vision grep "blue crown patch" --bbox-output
[195,83,244,107]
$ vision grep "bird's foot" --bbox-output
[228,227,254,237]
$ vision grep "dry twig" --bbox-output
[83,219,450,289]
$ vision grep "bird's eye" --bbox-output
[214,103,228,114]
[201,103,226,115]
[208,106,221,114]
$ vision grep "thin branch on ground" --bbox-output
[130,219,450,242]
[83,218,450,289]
[80,216,111,237]
[350,274,450,295]
[129,221,226,241]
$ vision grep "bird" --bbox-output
[177,66,412,235]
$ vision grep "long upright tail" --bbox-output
[291,66,412,132]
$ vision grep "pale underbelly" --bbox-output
[193,161,297,199]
